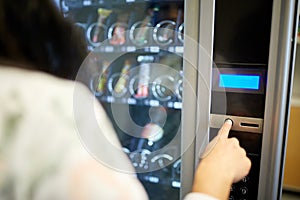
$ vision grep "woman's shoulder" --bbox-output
[0,66,77,90]
[0,66,148,200]
[0,66,92,106]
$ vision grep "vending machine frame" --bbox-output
[181,0,299,199]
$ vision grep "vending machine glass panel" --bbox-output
[58,1,185,199]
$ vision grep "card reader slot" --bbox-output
[240,122,260,128]
[210,114,263,134]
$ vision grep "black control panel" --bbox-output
[212,0,273,199]
[209,129,262,200]
[210,65,266,199]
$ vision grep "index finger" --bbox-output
[217,119,233,139]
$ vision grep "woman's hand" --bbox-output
[192,120,251,200]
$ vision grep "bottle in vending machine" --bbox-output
[141,106,166,144]
[135,62,151,98]
[108,12,129,45]
[87,8,112,47]
[129,7,158,46]
[113,59,132,95]
[95,60,110,95]
[92,8,112,43]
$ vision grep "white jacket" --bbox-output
[0,66,217,200]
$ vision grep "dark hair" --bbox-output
[0,0,88,79]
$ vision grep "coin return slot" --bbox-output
[240,122,259,128]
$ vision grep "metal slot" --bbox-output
[240,122,259,128]
[210,114,264,134]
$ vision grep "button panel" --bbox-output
[230,177,249,199]
[228,153,261,200]
[209,128,262,200]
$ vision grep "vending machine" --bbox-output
[183,0,299,199]
[58,0,299,199]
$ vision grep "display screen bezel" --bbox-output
[212,67,266,94]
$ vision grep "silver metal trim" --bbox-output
[181,0,216,198]
[177,0,216,198]
[258,0,299,199]
[210,114,264,134]
[195,0,216,164]
[180,0,201,198]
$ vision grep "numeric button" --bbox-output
[240,187,248,195]
[229,195,235,200]
[241,176,249,183]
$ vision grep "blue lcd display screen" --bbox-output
[219,74,260,90]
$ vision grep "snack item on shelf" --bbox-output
[109,23,127,45]
[108,12,129,45]
[153,20,176,46]
[86,8,112,47]
[96,60,110,94]
[114,59,132,94]
[92,8,113,43]
[135,63,150,98]
[141,123,164,142]
[129,8,157,46]
[141,106,166,142]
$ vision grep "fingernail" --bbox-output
[225,118,233,125]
